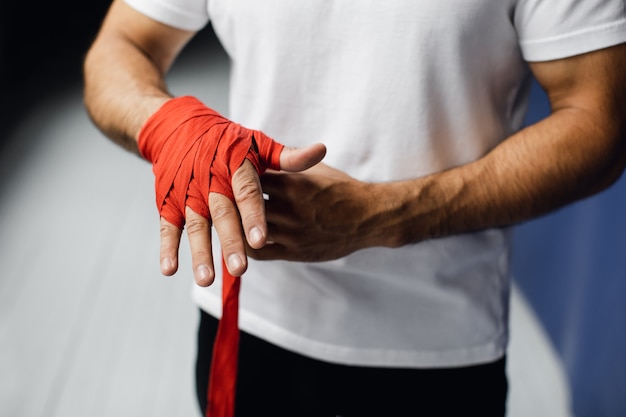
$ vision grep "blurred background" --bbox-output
[0,0,108,150]
[1,2,625,416]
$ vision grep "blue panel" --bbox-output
[512,80,626,417]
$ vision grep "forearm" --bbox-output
[83,0,194,154]
[381,107,625,247]
[84,37,169,153]
[84,35,170,153]
[249,108,624,262]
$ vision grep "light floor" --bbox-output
[0,47,572,417]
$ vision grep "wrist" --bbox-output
[349,181,423,250]
[137,96,219,162]
[132,95,172,144]
[365,177,453,249]
[364,182,416,248]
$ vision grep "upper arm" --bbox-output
[528,43,626,188]
[529,43,626,127]
[94,0,197,75]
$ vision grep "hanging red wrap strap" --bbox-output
[137,96,284,417]
[207,258,241,417]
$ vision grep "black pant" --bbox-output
[196,310,508,417]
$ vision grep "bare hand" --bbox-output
[248,163,387,262]
[159,143,326,285]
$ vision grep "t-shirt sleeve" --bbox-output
[124,0,210,31]
[514,0,626,62]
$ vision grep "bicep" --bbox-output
[95,0,196,75]
[528,43,626,190]
[530,43,626,121]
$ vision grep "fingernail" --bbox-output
[249,227,263,246]
[161,258,173,273]
[228,254,243,273]
[196,264,213,283]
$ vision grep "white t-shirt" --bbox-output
[126,0,626,367]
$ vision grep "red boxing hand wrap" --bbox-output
[138,96,284,417]
[138,95,283,229]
